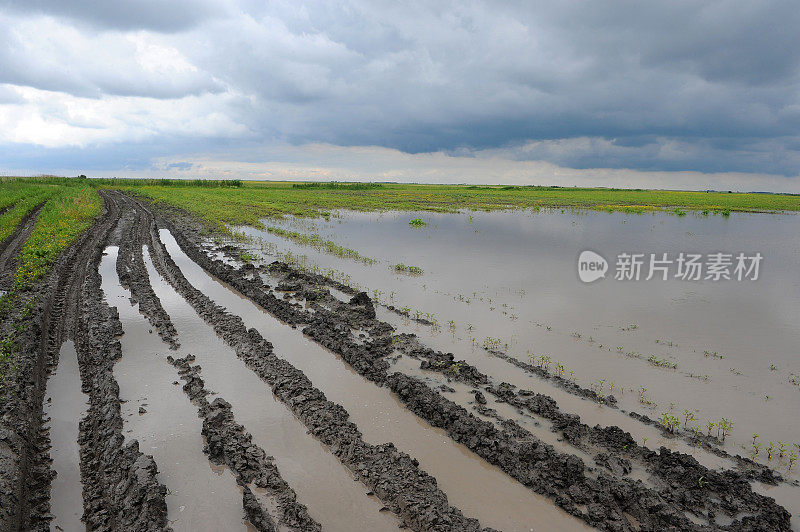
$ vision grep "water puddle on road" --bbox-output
[160,229,592,532]
[141,244,401,532]
[100,246,249,532]
[45,340,88,532]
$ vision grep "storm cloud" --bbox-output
[0,1,798,186]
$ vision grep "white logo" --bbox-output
[578,250,608,283]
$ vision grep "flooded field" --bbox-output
[238,209,800,466]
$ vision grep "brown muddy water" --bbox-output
[160,229,592,532]
[45,340,87,532]
[236,210,800,472]
[140,244,402,532]
[100,247,251,531]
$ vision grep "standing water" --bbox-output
[161,229,592,532]
[45,340,87,532]
[237,209,800,468]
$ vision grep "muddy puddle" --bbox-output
[160,229,592,531]
[235,209,800,474]
[45,340,88,532]
[140,243,402,532]
[99,246,252,531]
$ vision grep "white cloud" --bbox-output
[0,85,249,147]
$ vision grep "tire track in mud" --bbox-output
[0,202,44,289]
[156,229,586,531]
[142,195,793,532]
[168,354,322,531]
[138,244,402,531]
[1,191,171,530]
[111,192,489,531]
[102,244,259,531]
[115,206,179,349]
[71,191,170,530]
[109,220,388,530]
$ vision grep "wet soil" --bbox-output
[158,229,586,532]
[1,189,796,531]
[145,197,793,531]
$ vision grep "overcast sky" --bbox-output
[1,1,799,190]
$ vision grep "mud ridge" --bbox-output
[1,191,172,530]
[168,354,321,531]
[75,191,170,530]
[114,206,179,349]
[477,343,771,474]
[395,340,790,531]
[115,191,489,532]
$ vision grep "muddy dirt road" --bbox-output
[0,189,796,531]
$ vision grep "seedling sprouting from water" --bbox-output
[789,452,797,470]
[409,218,426,227]
[770,363,778,371]
[659,412,680,433]
[718,418,733,441]
[706,420,716,437]
[778,441,786,458]
[752,433,759,445]
[555,363,565,377]
[538,355,552,369]
[767,442,775,461]
[683,410,696,429]
[752,442,761,457]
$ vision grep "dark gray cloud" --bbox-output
[0,0,223,32]
[0,0,798,178]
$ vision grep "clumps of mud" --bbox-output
[168,354,320,531]
[142,192,793,531]
[392,334,791,531]
[115,191,489,531]
[114,206,179,349]
[209,256,791,530]
[75,192,170,530]
[1,191,171,530]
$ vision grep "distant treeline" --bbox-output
[1,176,243,188]
[292,181,384,190]
[96,178,243,188]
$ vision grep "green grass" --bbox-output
[393,263,424,275]
[1,181,105,290]
[4,176,800,243]
[4,185,103,289]
[105,180,800,230]
[265,226,376,264]
[0,182,62,242]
